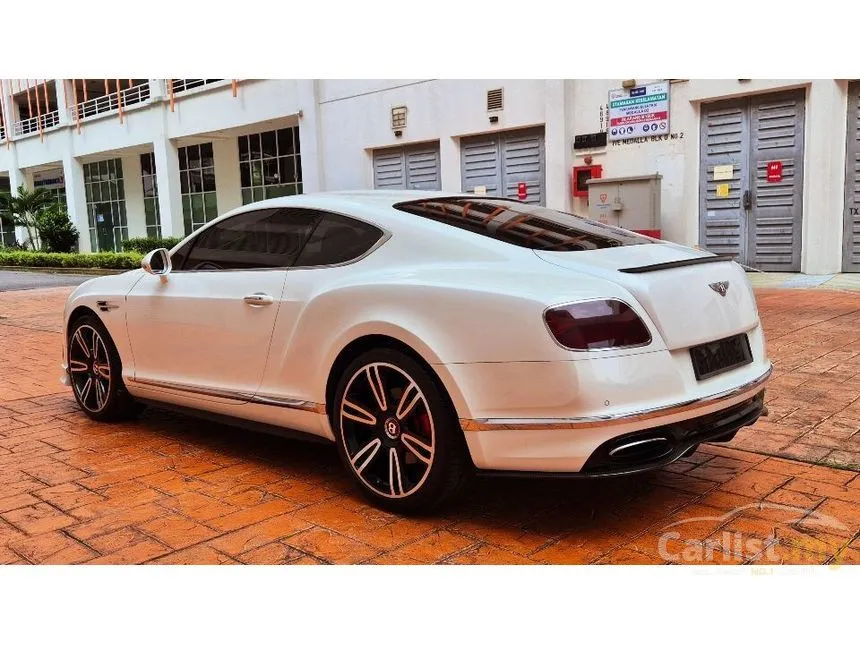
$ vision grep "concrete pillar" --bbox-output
[153,135,184,238]
[213,137,241,215]
[439,136,460,192]
[1,82,17,138]
[122,154,147,238]
[801,80,848,275]
[55,79,71,126]
[544,79,573,212]
[296,80,323,192]
[148,79,166,101]
[62,154,91,253]
[7,147,32,246]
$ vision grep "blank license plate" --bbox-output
[689,334,753,381]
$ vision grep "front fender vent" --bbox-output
[96,300,119,312]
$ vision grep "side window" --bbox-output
[180,208,321,271]
[294,212,384,267]
[170,240,192,271]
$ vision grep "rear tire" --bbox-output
[68,314,143,422]
[332,348,471,513]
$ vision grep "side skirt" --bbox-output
[138,398,335,446]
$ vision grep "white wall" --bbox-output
[569,79,846,273]
[0,77,853,274]
[318,79,550,194]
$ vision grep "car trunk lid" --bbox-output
[535,244,760,350]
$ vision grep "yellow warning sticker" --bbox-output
[716,183,730,198]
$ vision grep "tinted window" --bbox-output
[294,212,383,267]
[393,198,657,251]
[179,208,320,271]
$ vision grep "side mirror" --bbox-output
[141,248,172,278]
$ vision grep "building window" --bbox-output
[179,142,218,235]
[140,152,161,238]
[33,176,66,206]
[0,176,15,247]
[239,126,302,205]
[83,159,127,252]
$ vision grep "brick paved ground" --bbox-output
[1,286,859,565]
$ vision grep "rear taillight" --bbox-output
[544,299,651,351]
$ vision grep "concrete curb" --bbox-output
[0,266,128,276]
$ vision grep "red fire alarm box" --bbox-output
[517,182,527,200]
[572,165,602,198]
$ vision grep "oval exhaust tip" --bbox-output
[608,436,674,462]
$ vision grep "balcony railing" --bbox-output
[13,110,60,137]
[72,83,151,121]
[171,79,224,94]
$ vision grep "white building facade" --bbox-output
[0,78,857,274]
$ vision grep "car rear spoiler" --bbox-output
[618,255,734,274]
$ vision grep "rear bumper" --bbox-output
[462,365,771,474]
[478,392,765,478]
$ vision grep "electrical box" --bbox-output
[586,173,662,238]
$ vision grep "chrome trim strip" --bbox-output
[460,364,772,432]
[127,377,326,414]
[251,394,327,415]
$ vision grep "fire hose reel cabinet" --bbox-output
[586,173,662,239]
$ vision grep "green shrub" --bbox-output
[0,250,142,270]
[35,204,80,253]
[122,236,182,254]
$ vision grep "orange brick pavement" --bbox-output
[1,285,859,565]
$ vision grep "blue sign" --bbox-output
[629,87,646,97]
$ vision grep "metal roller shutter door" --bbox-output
[372,143,441,190]
[461,127,545,206]
[844,82,860,272]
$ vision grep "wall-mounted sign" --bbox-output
[574,131,608,150]
[767,160,783,183]
[713,164,734,181]
[608,81,670,141]
[474,185,487,196]
[716,183,730,198]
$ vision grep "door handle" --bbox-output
[244,293,274,307]
[742,189,752,211]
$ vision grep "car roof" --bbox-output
[235,190,475,210]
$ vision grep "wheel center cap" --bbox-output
[383,417,400,440]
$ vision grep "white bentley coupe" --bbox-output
[62,191,771,511]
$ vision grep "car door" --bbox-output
[256,210,387,402]
[125,207,321,402]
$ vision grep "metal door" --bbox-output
[699,90,805,271]
[94,205,115,252]
[373,143,441,190]
[844,81,860,272]
[461,127,545,205]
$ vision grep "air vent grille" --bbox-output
[487,88,503,112]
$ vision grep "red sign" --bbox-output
[609,111,669,126]
[766,160,783,183]
[517,182,527,200]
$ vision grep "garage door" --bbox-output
[699,90,805,272]
[372,143,441,190]
[844,82,860,272]
[460,127,545,205]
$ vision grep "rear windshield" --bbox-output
[393,197,657,251]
